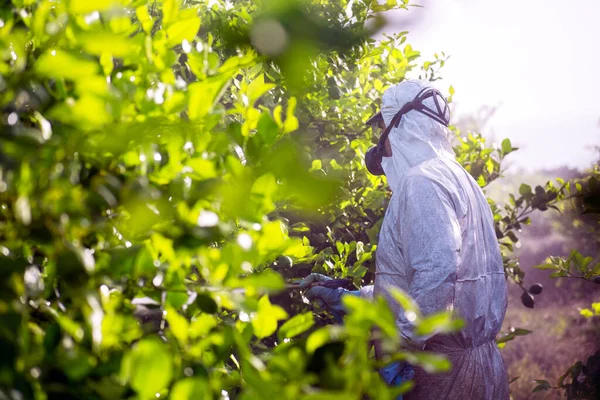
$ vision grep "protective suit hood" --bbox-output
[380,80,455,190]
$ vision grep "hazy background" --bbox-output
[379,0,600,172]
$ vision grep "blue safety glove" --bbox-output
[299,273,359,323]
[379,361,415,400]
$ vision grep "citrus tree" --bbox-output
[0,0,598,399]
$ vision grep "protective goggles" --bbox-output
[364,87,451,176]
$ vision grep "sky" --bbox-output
[378,0,600,172]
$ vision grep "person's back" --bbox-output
[398,157,509,399]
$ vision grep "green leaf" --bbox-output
[171,378,209,400]
[501,138,512,155]
[120,338,173,398]
[166,291,188,310]
[335,241,344,255]
[252,295,288,339]
[57,346,97,381]
[580,308,594,318]
[389,288,419,314]
[229,269,285,294]
[414,311,464,337]
[189,314,218,338]
[77,32,139,58]
[186,158,217,179]
[496,333,514,345]
[164,306,189,345]
[250,173,278,213]
[162,0,178,25]
[485,158,494,174]
[278,313,314,341]
[99,52,113,76]
[166,17,201,47]
[581,256,594,269]
[532,380,551,393]
[310,159,322,172]
[306,326,345,354]
[136,5,153,33]
[247,74,276,106]
[188,75,231,120]
[283,97,299,134]
[35,50,98,81]
[49,308,85,342]
[69,0,118,14]
[512,328,532,336]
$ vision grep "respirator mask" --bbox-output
[364,87,451,176]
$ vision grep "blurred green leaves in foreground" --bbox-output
[1,0,599,398]
[0,0,463,398]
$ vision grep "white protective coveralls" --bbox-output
[372,79,509,399]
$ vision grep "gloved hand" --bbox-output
[299,273,359,322]
[380,361,415,400]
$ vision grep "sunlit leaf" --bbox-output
[306,325,346,354]
[171,378,208,400]
[501,138,512,155]
[35,50,98,80]
[278,312,314,341]
[120,338,173,398]
[69,0,118,14]
[251,295,288,339]
[166,17,201,47]
[165,306,189,345]
[77,32,140,57]
[188,75,231,120]
[246,74,276,105]
[162,0,179,25]
[228,269,285,294]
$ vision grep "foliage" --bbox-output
[0,0,463,398]
[580,303,600,318]
[535,249,600,281]
[531,351,600,400]
[0,0,598,399]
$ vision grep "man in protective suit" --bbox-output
[301,79,509,399]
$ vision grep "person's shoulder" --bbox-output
[402,165,445,193]
[408,158,462,189]
[393,175,440,205]
[402,174,436,190]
